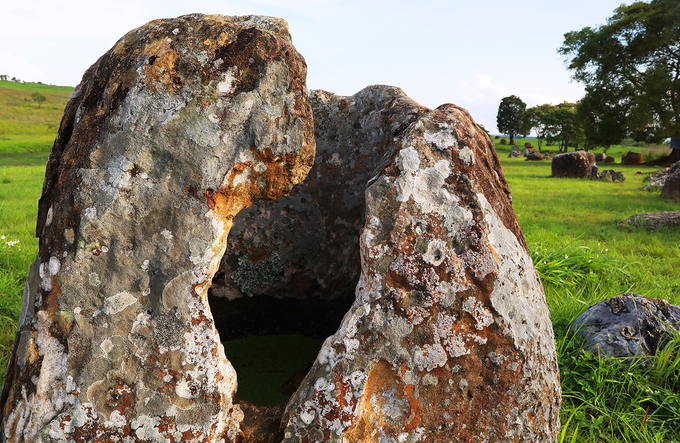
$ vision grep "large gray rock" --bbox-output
[0,14,314,443]
[571,294,680,358]
[282,96,561,442]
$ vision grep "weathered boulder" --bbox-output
[500,139,507,145]
[526,150,544,161]
[595,153,606,162]
[571,294,680,358]
[621,151,643,165]
[661,161,680,201]
[640,165,674,191]
[551,151,596,178]
[622,211,680,229]
[521,147,534,157]
[588,164,625,182]
[508,146,521,158]
[210,85,427,341]
[282,98,561,441]
[524,142,533,149]
[604,155,615,163]
[0,14,315,443]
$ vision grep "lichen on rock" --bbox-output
[0,13,314,443]
[282,97,561,442]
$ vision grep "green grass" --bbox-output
[0,80,73,155]
[496,137,680,442]
[0,165,43,378]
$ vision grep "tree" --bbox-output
[576,87,627,153]
[550,103,584,152]
[496,95,526,145]
[559,0,680,146]
[522,104,554,149]
[30,92,46,108]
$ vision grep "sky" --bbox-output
[1,0,630,133]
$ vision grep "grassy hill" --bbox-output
[0,80,74,166]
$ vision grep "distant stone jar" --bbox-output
[551,151,596,178]
[621,151,643,165]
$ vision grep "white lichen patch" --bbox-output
[49,257,61,276]
[458,147,475,165]
[103,291,137,316]
[160,229,173,240]
[87,272,102,288]
[462,296,494,330]
[423,128,457,151]
[422,239,447,266]
[218,67,239,95]
[45,205,54,227]
[397,146,420,173]
[413,343,448,372]
[478,193,555,357]
[84,206,97,221]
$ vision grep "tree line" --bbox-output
[497,0,679,158]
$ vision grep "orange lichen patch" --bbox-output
[343,359,418,442]
[141,39,180,91]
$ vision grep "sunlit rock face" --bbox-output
[0,14,314,443]
[282,96,561,443]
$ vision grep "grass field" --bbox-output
[1,83,679,440]
[0,80,73,164]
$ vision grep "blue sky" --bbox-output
[1,0,628,133]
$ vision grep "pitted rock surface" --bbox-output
[210,85,427,340]
[0,14,314,443]
[282,100,561,442]
[571,293,680,358]
[551,151,596,178]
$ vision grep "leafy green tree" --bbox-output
[576,87,627,153]
[546,102,583,152]
[559,0,680,145]
[522,104,555,149]
[30,92,46,108]
[496,95,526,145]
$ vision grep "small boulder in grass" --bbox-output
[595,153,606,162]
[508,146,521,157]
[571,293,680,359]
[623,211,680,229]
[605,155,616,163]
[588,164,625,182]
[526,150,544,161]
